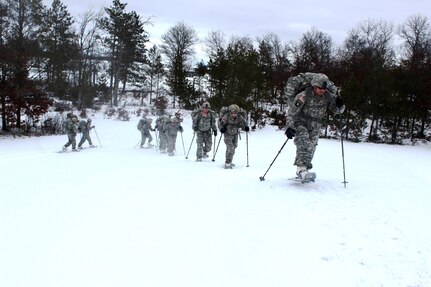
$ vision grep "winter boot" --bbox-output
[296,166,316,182]
[202,152,209,159]
[224,162,233,169]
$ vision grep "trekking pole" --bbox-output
[212,134,216,160]
[259,138,289,181]
[212,133,223,162]
[134,139,141,148]
[93,127,102,147]
[154,130,159,151]
[246,132,249,167]
[339,113,348,188]
[180,132,186,156]
[185,132,196,159]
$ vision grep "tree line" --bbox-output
[1,0,430,143]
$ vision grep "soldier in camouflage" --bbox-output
[78,118,95,149]
[218,104,249,169]
[164,112,184,156]
[137,109,155,148]
[192,101,218,161]
[155,114,169,153]
[284,72,345,180]
[63,114,79,152]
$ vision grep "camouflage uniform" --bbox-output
[192,102,218,161]
[218,104,248,168]
[78,119,94,148]
[285,73,342,172]
[137,115,155,148]
[155,115,169,153]
[164,113,184,156]
[63,116,79,151]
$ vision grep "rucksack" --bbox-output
[219,106,247,121]
[192,108,217,129]
[78,120,86,132]
[285,73,337,102]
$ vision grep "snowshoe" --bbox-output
[224,163,233,169]
[290,171,316,183]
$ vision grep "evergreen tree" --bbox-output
[99,0,149,106]
[160,22,198,109]
[40,0,77,99]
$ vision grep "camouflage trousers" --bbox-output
[293,126,319,170]
[64,133,77,149]
[140,131,153,147]
[223,133,239,164]
[196,130,213,159]
[158,131,167,151]
[78,131,93,147]
[166,133,178,154]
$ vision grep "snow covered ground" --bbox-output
[1,110,430,287]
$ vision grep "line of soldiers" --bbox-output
[62,113,95,152]
[139,103,249,169]
[138,108,184,156]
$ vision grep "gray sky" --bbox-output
[43,0,431,60]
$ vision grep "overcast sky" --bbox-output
[43,0,431,61]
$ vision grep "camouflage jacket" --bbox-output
[218,113,247,136]
[78,120,92,133]
[64,119,78,135]
[137,117,153,134]
[286,86,339,130]
[164,117,183,136]
[155,116,169,132]
[192,109,217,132]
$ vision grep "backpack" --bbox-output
[137,119,144,130]
[285,73,337,103]
[219,106,247,121]
[192,108,217,130]
[78,120,86,132]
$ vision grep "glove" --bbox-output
[193,126,198,132]
[179,126,184,133]
[335,96,343,108]
[244,126,250,132]
[285,127,296,139]
[213,130,217,137]
[220,127,226,134]
[91,126,95,129]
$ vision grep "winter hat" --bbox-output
[229,104,240,113]
[311,73,329,89]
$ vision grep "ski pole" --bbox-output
[154,130,159,151]
[259,138,289,181]
[246,131,249,167]
[180,131,186,156]
[134,139,141,148]
[212,133,223,162]
[185,132,196,159]
[212,134,216,160]
[339,113,348,188]
[93,127,102,147]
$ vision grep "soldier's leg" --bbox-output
[224,135,235,164]
[87,132,93,145]
[196,132,204,159]
[78,134,85,147]
[71,135,77,150]
[293,126,314,169]
[203,131,212,154]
